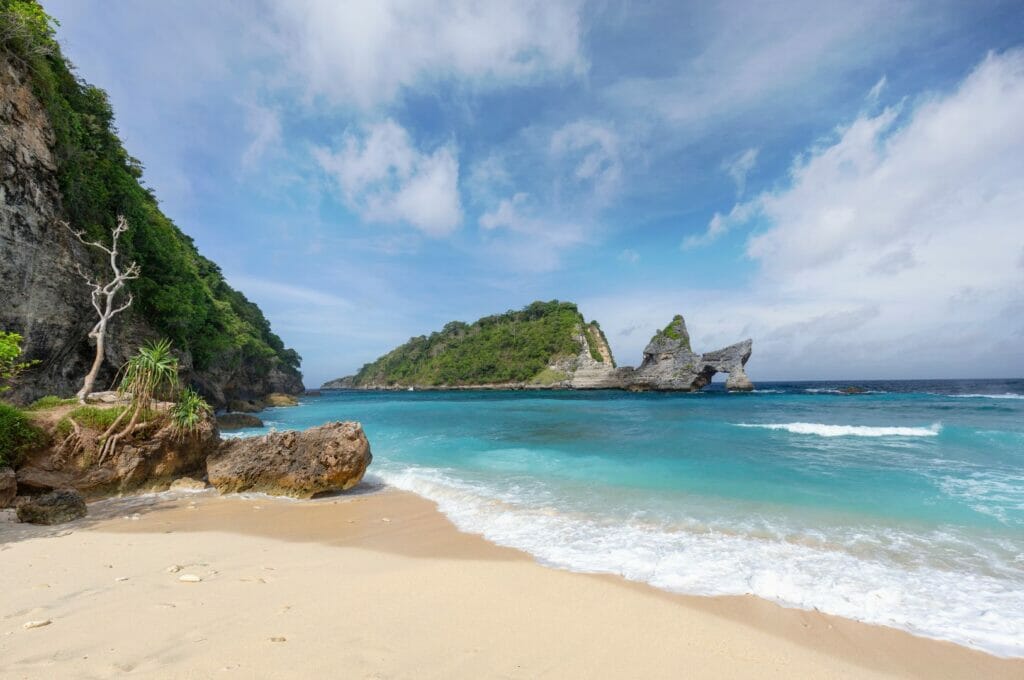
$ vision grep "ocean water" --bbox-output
[230,379,1024,656]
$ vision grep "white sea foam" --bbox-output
[948,393,1024,400]
[735,422,942,437]
[378,464,1024,657]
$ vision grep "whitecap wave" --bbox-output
[378,464,1024,657]
[948,393,1024,400]
[735,422,942,437]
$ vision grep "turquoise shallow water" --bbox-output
[229,380,1024,655]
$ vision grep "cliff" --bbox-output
[323,306,753,392]
[0,3,302,406]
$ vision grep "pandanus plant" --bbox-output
[98,339,180,461]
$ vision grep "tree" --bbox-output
[65,215,140,402]
[97,339,178,461]
[0,330,37,392]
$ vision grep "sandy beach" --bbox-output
[1,487,1020,680]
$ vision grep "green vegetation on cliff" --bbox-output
[0,0,300,375]
[351,301,587,386]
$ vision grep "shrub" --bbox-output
[0,402,41,467]
[1,330,38,392]
[170,387,212,436]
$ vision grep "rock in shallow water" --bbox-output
[206,421,372,498]
[16,488,87,525]
[216,413,264,430]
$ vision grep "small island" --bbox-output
[322,301,754,392]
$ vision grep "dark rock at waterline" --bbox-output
[0,467,16,508]
[841,386,867,395]
[216,413,264,430]
[16,488,87,524]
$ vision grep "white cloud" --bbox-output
[604,49,1024,379]
[618,249,640,264]
[267,0,586,109]
[867,75,888,102]
[241,103,282,170]
[604,1,914,129]
[723,147,759,196]
[315,120,463,236]
[549,121,623,205]
[479,193,588,272]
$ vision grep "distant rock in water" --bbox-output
[841,386,868,395]
[216,413,264,430]
[629,315,753,392]
[207,422,372,498]
[322,302,753,392]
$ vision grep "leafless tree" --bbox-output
[65,216,140,402]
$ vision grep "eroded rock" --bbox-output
[207,422,372,498]
[0,467,15,508]
[16,488,86,524]
[16,411,218,498]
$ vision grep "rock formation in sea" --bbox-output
[322,306,754,393]
[207,422,372,498]
[0,49,302,408]
[628,315,754,392]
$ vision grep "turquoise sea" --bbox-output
[228,380,1024,656]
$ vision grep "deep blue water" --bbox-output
[229,379,1024,655]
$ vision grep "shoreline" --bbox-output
[2,487,1020,679]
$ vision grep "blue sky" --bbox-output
[44,0,1024,385]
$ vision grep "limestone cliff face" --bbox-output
[0,54,301,406]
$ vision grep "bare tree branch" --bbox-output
[64,217,140,402]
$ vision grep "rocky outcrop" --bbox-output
[207,422,372,498]
[16,410,218,498]
[628,316,753,392]
[0,53,302,408]
[16,488,87,525]
[0,467,16,508]
[217,413,264,430]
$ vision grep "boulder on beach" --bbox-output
[169,477,207,492]
[16,488,87,524]
[217,413,264,430]
[0,467,16,508]
[228,399,263,413]
[207,422,372,498]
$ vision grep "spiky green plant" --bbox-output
[119,339,179,410]
[98,339,180,461]
[170,387,212,437]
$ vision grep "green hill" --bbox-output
[0,1,301,397]
[347,301,606,387]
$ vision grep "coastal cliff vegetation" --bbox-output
[0,0,299,376]
[349,301,590,387]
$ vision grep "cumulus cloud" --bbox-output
[604,0,913,129]
[315,120,463,236]
[479,193,588,271]
[241,103,283,170]
[723,147,759,195]
[605,50,1024,378]
[618,249,640,264]
[549,120,623,205]
[267,0,586,109]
